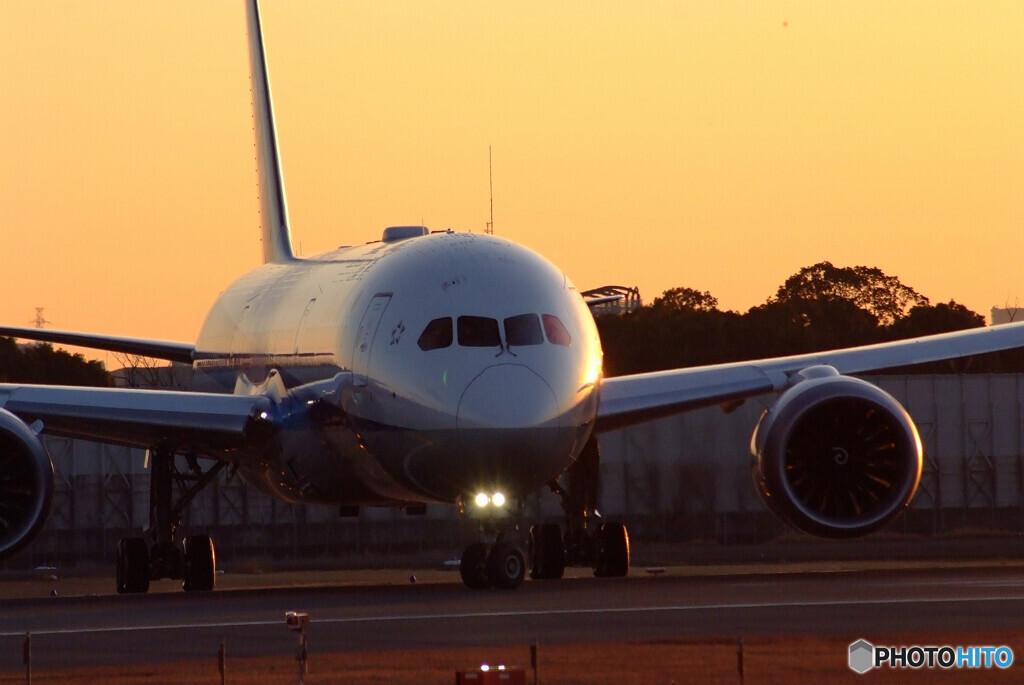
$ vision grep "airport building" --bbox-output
[6,374,1024,569]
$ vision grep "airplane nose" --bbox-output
[452,363,572,496]
[457,364,561,429]
[402,364,574,499]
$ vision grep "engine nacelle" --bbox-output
[0,408,54,560]
[751,370,922,538]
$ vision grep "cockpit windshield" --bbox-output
[542,314,571,347]
[504,314,544,346]
[417,317,453,351]
[417,313,571,351]
[457,316,502,347]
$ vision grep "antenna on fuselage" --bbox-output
[485,145,494,235]
[245,0,296,264]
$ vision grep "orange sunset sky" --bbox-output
[1,1,1022,361]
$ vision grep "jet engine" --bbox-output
[0,408,54,560]
[751,368,922,538]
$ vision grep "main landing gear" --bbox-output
[551,437,631,578]
[116,449,222,594]
[459,438,630,590]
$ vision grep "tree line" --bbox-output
[596,261,1024,377]
[2,261,1021,386]
[0,337,110,386]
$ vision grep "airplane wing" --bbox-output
[0,384,274,453]
[596,321,1024,432]
[0,326,195,364]
[0,329,262,452]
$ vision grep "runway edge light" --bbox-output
[285,611,310,684]
[285,611,309,631]
[455,665,526,684]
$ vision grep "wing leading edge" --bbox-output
[0,384,274,454]
[0,326,195,364]
[597,320,1024,432]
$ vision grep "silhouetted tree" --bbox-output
[111,352,192,389]
[745,294,880,357]
[597,286,744,375]
[774,262,928,326]
[0,337,109,386]
[887,300,984,339]
[597,264,1024,377]
[650,287,719,313]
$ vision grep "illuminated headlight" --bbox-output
[471,491,508,509]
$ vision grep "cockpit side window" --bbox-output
[504,314,544,347]
[417,317,453,351]
[457,316,501,347]
[542,314,572,347]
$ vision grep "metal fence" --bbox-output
[7,374,1024,568]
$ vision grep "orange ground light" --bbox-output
[4,634,1024,684]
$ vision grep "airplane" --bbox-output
[3,0,1024,593]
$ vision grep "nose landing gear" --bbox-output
[458,438,629,590]
[458,516,630,590]
[459,535,528,589]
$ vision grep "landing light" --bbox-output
[472,491,507,509]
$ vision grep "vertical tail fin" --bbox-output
[245,0,296,264]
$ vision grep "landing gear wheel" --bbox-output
[487,543,526,589]
[460,542,492,589]
[116,537,150,594]
[530,523,565,580]
[182,535,216,592]
[594,522,630,578]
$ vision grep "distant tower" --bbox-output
[485,146,494,235]
[32,307,50,329]
[992,299,1021,325]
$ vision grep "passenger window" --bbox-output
[417,317,453,351]
[504,314,544,346]
[457,316,501,347]
[542,314,572,347]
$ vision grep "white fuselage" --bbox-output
[192,231,602,507]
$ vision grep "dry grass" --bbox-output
[4,633,1024,684]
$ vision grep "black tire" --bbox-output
[460,542,492,589]
[487,542,526,589]
[529,525,543,579]
[530,524,565,580]
[594,522,630,578]
[116,537,150,594]
[182,535,216,592]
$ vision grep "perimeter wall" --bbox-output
[7,374,1024,568]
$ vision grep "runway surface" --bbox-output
[3,563,1024,672]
